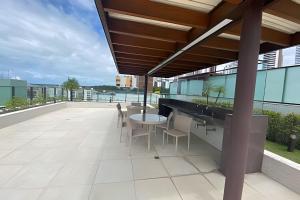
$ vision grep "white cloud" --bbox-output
[0,0,116,85]
[69,0,95,11]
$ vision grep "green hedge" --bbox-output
[263,111,300,150]
[5,97,29,109]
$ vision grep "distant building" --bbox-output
[115,75,133,88]
[83,88,94,101]
[296,46,300,65]
[262,50,283,69]
[115,75,121,87]
[153,77,172,89]
[262,51,277,68]
[0,79,27,106]
[29,83,61,98]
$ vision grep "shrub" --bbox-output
[32,96,46,105]
[262,110,283,142]
[5,97,29,109]
[191,100,300,150]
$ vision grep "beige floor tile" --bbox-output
[172,174,217,200]
[102,146,130,160]
[50,163,98,186]
[67,148,101,164]
[34,149,75,163]
[0,189,42,200]
[4,164,62,188]
[94,159,133,183]
[161,157,198,176]
[38,186,91,200]
[186,155,218,172]
[0,150,12,159]
[245,173,300,200]
[132,158,168,180]
[135,178,181,200]
[0,106,299,200]
[0,149,44,164]
[0,165,23,186]
[205,172,268,200]
[90,182,135,200]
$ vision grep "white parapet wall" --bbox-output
[66,102,119,108]
[0,102,67,129]
[262,150,300,194]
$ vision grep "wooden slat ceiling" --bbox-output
[95,0,300,78]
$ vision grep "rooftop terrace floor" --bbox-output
[0,105,299,200]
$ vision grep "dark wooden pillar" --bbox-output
[143,75,148,114]
[223,1,263,200]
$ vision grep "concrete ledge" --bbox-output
[0,102,67,129]
[262,150,300,194]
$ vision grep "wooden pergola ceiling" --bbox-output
[95,0,300,78]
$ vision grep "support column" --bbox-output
[223,1,263,200]
[143,75,148,114]
[30,87,33,105]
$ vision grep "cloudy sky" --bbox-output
[0,0,116,86]
[0,0,298,86]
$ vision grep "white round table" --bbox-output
[129,114,167,150]
[129,114,167,125]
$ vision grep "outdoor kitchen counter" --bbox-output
[161,103,225,128]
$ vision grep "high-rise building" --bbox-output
[137,76,153,92]
[115,75,133,88]
[115,75,121,87]
[296,46,300,65]
[262,51,277,69]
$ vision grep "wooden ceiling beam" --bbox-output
[102,0,208,29]
[116,58,159,66]
[115,52,163,63]
[113,44,170,58]
[223,0,243,4]
[179,54,228,65]
[110,33,176,52]
[189,46,238,60]
[114,44,233,64]
[265,0,300,25]
[190,1,291,47]
[201,37,240,52]
[226,21,291,46]
[108,18,188,43]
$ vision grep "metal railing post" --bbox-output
[30,87,33,105]
[54,87,57,103]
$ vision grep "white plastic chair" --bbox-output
[156,112,173,137]
[127,118,150,151]
[118,109,127,142]
[163,114,193,152]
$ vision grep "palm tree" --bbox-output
[214,86,225,104]
[63,78,79,101]
[202,82,214,106]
